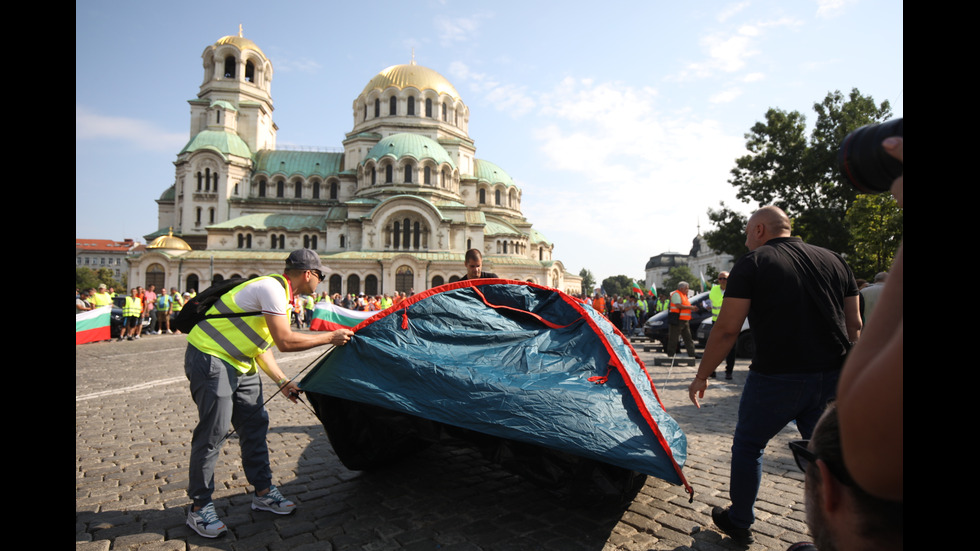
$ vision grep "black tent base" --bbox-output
[307,392,646,506]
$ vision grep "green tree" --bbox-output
[844,194,903,279]
[704,202,749,258]
[600,275,634,297]
[663,266,697,294]
[579,268,596,296]
[75,267,124,293]
[728,88,892,253]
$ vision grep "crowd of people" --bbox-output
[75,283,197,341]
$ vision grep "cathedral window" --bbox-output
[312,181,320,199]
[371,167,377,185]
[209,208,215,224]
[385,165,393,183]
[294,180,302,198]
[340,234,346,248]
[431,275,444,288]
[276,180,284,198]
[216,110,221,124]
[234,182,239,195]
[479,189,486,204]
[330,181,338,199]
[363,103,367,121]
[495,190,501,205]
[197,172,203,191]
[442,102,447,121]
[205,168,211,191]
[258,180,266,197]
[425,98,432,117]
[245,61,255,83]
[389,96,397,115]
[223,56,236,78]
[347,274,360,295]
[196,207,201,224]
[374,99,380,117]
[395,266,413,294]
[424,166,431,185]
[407,97,415,116]
[404,165,413,183]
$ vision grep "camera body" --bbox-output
[838,118,903,194]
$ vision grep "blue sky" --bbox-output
[76,0,903,284]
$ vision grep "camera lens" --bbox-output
[838,118,903,194]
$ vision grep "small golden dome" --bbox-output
[215,26,267,60]
[362,63,460,100]
[147,229,192,251]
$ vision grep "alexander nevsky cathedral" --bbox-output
[129,31,581,297]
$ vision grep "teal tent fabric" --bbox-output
[300,280,690,495]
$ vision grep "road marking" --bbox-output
[76,376,186,402]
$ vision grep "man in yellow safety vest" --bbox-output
[184,249,353,538]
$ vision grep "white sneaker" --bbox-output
[251,485,296,515]
[186,503,227,538]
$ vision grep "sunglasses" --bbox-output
[788,440,855,487]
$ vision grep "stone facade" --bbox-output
[130,31,581,296]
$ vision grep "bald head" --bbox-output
[745,206,792,250]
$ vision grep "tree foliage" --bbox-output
[728,88,893,253]
[844,194,903,279]
[600,275,635,297]
[663,266,697,294]
[579,268,596,296]
[76,267,124,292]
[704,202,749,259]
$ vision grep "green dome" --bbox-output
[364,133,455,168]
[180,130,252,159]
[474,159,515,188]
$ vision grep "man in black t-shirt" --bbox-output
[687,206,861,546]
[460,248,498,280]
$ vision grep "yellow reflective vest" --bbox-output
[709,285,724,321]
[123,296,142,317]
[187,275,291,374]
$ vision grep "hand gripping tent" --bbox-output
[299,280,692,499]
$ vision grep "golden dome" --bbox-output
[215,28,267,60]
[362,63,461,100]
[147,229,192,251]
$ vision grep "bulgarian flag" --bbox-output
[310,301,375,331]
[648,281,657,297]
[76,305,111,344]
[631,281,643,296]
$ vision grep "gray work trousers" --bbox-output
[185,345,272,508]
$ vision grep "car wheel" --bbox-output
[736,332,755,358]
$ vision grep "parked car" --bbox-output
[695,316,755,359]
[643,291,713,350]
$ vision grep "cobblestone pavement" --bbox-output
[77,333,813,551]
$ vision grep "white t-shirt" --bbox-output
[233,277,290,317]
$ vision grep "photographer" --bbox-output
[836,135,903,503]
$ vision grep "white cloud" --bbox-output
[75,105,186,153]
[710,87,743,103]
[435,13,492,47]
[742,72,765,82]
[815,0,856,18]
[449,61,536,116]
[717,1,751,22]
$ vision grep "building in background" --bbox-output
[644,235,733,291]
[76,238,138,280]
[129,30,581,296]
